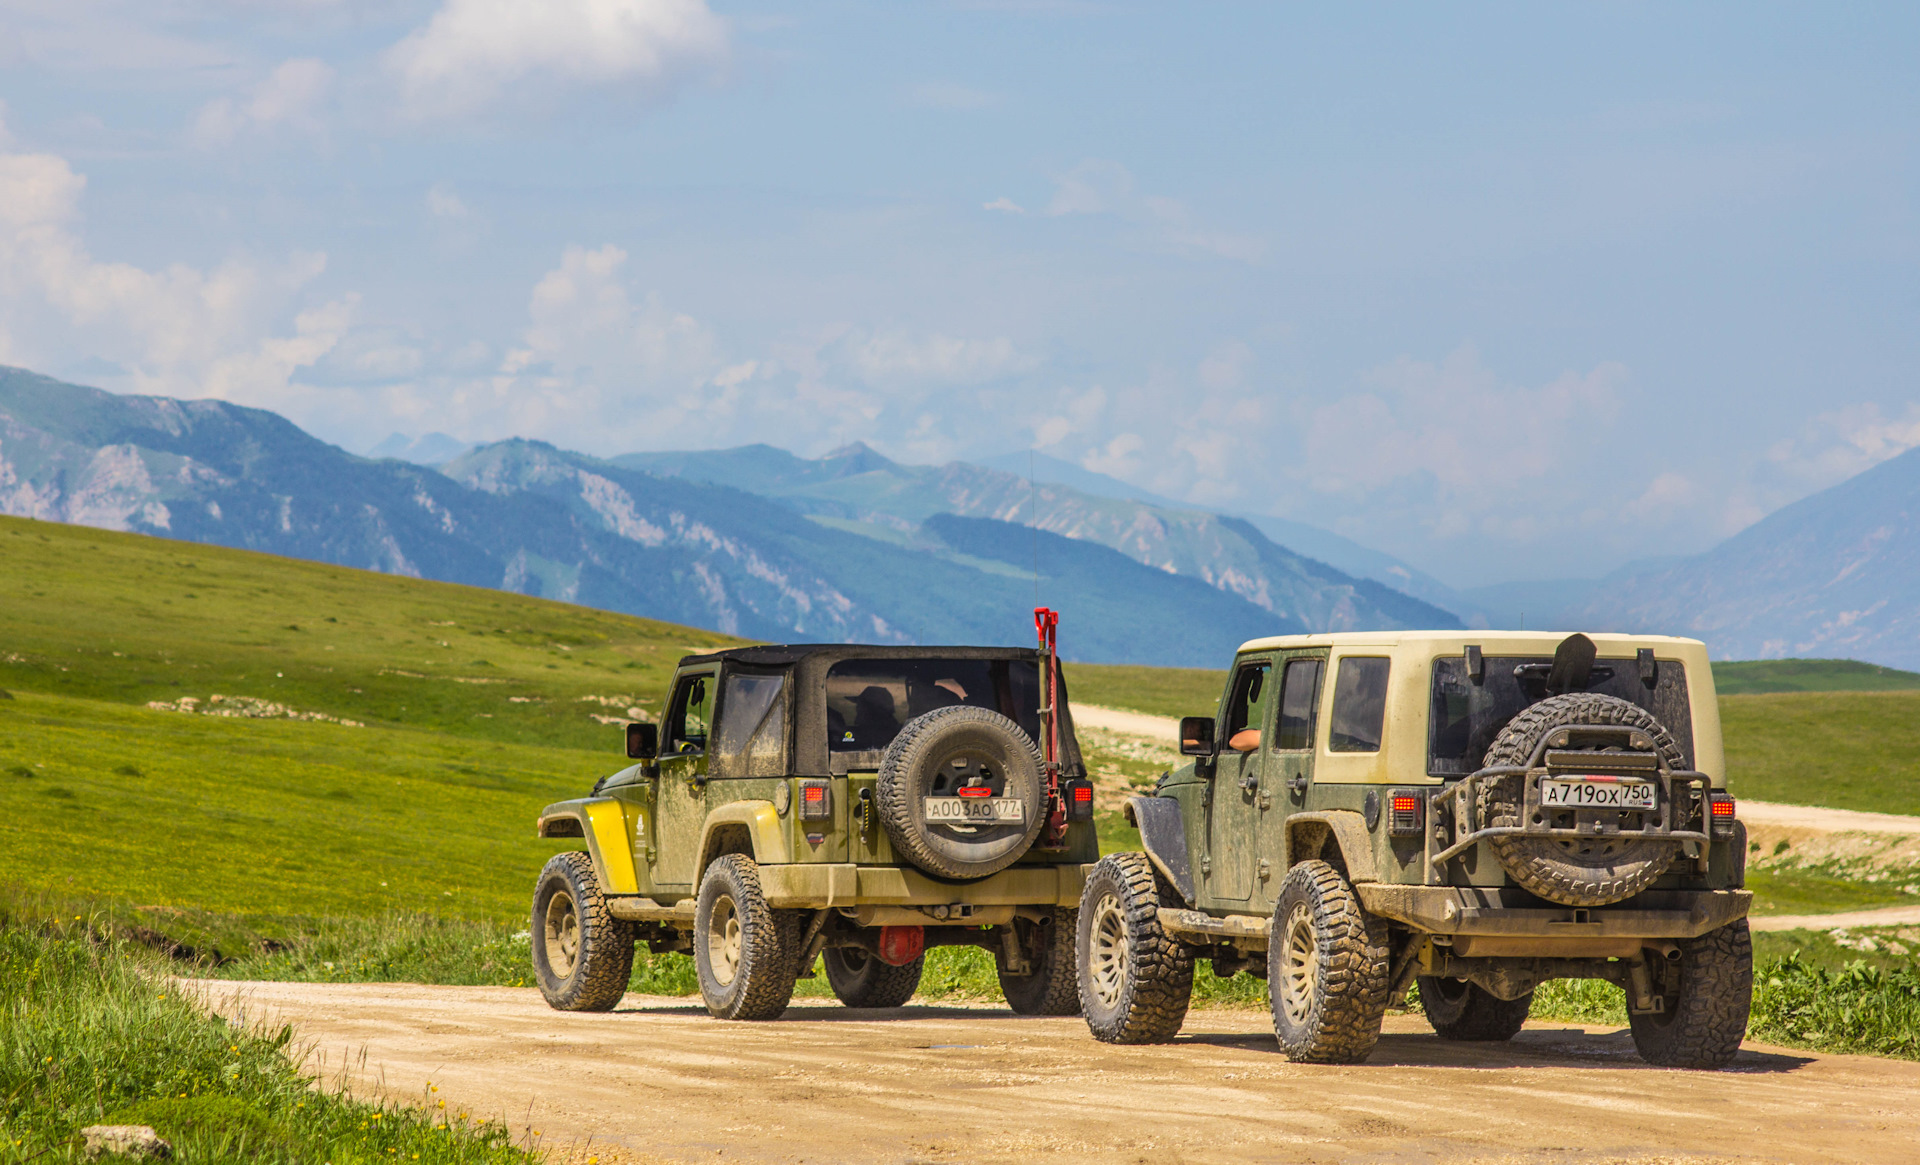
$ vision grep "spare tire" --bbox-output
[876,706,1047,880]
[1476,692,1682,907]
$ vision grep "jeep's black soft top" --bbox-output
[674,643,1086,778]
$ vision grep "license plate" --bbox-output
[1541,777,1656,810]
[923,797,1025,824]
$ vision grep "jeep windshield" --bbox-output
[825,657,1043,753]
[1427,654,1693,777]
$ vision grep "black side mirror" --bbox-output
[1179,716,1217,757]
[626,721,659,760]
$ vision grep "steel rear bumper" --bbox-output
[1356,884,1752,939]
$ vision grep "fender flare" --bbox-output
[537,798,642,894]
[1124,795,1195,906]
[1285,810,1379,883]
[697,801,790,872]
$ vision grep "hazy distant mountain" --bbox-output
[975,449,1468,615]
[1578,446,1920,670]
[616,442,1463,633]
[367,432,473,465]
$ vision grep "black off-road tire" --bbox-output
[1268,860,1391,1064]
[1479,692,1683,907]
[823,946,924,1008]
[531,852,635,1012]
[1417,976,1533,1041]
[876,706,1047,881]
[1628,920,1753,1069]
[694,855,801,1021]
[1076,853,1193,1043]
[999,907,1081,1016]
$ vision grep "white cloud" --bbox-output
[426,184,474,220]
[982,197,1025,214]
[0,139,346,410]
[191,58,335,148]
[386,0,729,119]
[1767,401,1920,487]
[1043,159,1265,262]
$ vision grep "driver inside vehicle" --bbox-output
[1224,662,1271,752]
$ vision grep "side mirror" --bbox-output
[1179,716,1217,757]
[625,721,659,760]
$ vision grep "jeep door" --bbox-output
[1204,656,1272,905]
[653,666,718,893]
[1263,653,1327,908]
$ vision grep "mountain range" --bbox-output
[0,366,1453,666]
[9,364,1916,670]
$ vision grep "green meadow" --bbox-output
[2,512,1919,1075]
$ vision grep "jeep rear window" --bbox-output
[825,659,1041,753]
[1428,655,1694,777]
[1328,657,1390,752]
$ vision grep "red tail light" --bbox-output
[1063,778,1094,822]
[956,786,993,799]
[1387,789,1423,837]
[1708,792,1735,838]
[799,779,832,821]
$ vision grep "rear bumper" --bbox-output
[1355,884,1752,940]
[605,862,1091,926]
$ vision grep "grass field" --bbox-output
[1714,658,1920,694]
[4,515,1920,1064]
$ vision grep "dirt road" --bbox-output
[194,980,1919,1165]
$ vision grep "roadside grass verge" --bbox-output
[0,922,533,1165]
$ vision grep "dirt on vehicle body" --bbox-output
[1081,630,1753,1068]
[532,637,1097,1020]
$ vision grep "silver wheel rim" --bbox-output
[707,894,742,986]
[1279,902,1318,1026]
[1088,894,1129,1009]
[544,891,580,979]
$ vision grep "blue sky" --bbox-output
[0,1,1914,586]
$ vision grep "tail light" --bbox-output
[1063,779,1094,822]
[799,779,832,821]
[1388,789,1424,837]
[1708,792,1736,838]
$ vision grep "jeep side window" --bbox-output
[1222,662,1271,752]
[714,671,788,777]
[1274,659,1323,751]
[666,675,712,754]
[1327,657,1389,753]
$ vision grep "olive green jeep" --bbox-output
[532,638,1098,1020]
[1079,631,1752,1068]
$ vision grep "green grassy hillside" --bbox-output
[1714,658,1920,694]
[1721,689,1920,814]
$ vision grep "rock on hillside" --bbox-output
[1579,445,1920,670]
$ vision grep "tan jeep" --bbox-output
[1078,631,1752,1068]
[532,641,1098,1020]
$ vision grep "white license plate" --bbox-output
[923,797,1025,824]
[1541,778,1656,810]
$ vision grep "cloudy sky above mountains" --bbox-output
[0,1,1915,586]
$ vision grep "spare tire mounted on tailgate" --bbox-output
[876,705,1047,880]
[1476,691,1685,906]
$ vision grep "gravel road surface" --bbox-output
[193,980,1919,1165]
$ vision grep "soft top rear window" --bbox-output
[826,658,1041,753]
[1428,655,1693,776]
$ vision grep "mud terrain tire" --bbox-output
[694,855,801,1021]
[999,906,1081,1016]
[1628,919,1753,1069]
[531,852,635,1012]
[1417,976,1532,1041]
[823,947,924,1008]
[1479,692,1682,907]
[1268,860,1391,1064]
[1077,853,1193,1043]
[876,706,1047,880]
